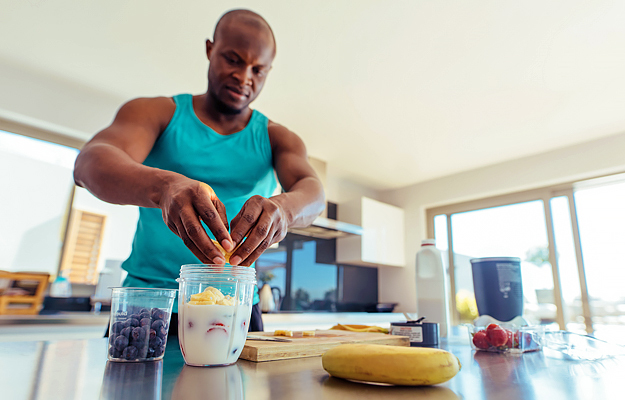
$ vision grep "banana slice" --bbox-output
[211,239,236,263]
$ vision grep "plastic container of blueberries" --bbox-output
[107,287,177,362]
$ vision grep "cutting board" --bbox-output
[240,330,409,362]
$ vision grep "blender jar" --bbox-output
[176,264,257,367]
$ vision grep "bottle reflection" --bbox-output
[172,364,244,400]
[99,360,163,400]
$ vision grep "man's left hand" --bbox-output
[228,195,289,266]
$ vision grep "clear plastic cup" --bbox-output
[176,264,257,367]
[107,287,177,362]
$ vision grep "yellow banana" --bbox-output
[322,344,461,386]
[329,324,389,334]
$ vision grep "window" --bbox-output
[255,234,379,312]
[0,130,78,276]
[427,173,625,344]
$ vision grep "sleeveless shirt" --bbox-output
[121,94,277,305]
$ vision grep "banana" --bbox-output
[329,324,389,334]
[322,344,461,386]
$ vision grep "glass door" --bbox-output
[435,200,559,326]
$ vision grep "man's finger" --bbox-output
[179,210,226,265]
[239,235,275,267]
[196,183,233,252]
[172,216,216,264]
[230,211,273,266]
[230,203,262,247]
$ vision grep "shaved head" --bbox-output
[214,9,276,56]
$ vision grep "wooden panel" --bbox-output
[59,209,106,285]
[240,330,409,362]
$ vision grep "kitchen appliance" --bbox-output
[470,257,523,322]
[390,318,440,347]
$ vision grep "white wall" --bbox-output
[0,60,125,140]
[72,187,139,273]
[379,131,625,313]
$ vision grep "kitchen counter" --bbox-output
[0,312,408,342]
[2,332,624,400]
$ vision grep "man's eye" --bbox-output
[254,68,265,77]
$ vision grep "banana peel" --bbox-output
[329,324,389,334]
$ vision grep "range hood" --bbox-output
[285,157,363,240]
[288,215,363,240]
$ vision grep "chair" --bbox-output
[0,271,50,315]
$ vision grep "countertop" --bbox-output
[2,332,625,400]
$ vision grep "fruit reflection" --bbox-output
[321,376,460,400]
[172,364,243,400]
[99,360,163,400]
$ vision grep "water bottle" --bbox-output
[50,272,72,297]
[416,239,450,337]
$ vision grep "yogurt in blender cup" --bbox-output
[177,265,256,367]
[179,287,251,366]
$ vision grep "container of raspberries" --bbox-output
[108,287,177,362]
[466,323,546,354]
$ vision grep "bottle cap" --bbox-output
[421,239,436,246]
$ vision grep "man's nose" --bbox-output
[233,66,253,86]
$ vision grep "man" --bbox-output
[74,9,325,333]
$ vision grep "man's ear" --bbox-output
[206,39,214,60]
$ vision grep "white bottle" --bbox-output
[416,239,450,337]
[50,272,72,298]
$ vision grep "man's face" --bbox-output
[206,24,274,114]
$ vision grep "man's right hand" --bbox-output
[159,178,234,265]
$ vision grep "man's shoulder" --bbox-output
[118,96,177,127]
[266,119,305,152]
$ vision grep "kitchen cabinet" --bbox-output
[336,197,405,267]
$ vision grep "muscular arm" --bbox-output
[228,122,325,266]
[74,97,176,207]
[74,97,234,264]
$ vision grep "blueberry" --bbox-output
[140,318,151,327]
[111,321,124,334]
[114,335,129,351]
[151,308,165,320]
[149,336,162,349]
[157,326,168,339]
[139,308,149,315]
[128,318,140,328]
[140,312,150,320]
[151,319,165,331]
[120,327,132,338]
[129,313,140,320]
[153,345,165,358]
[149,329,156,340]
[132,326,146,341]
[123,345,138,360]
[109,346,122,358]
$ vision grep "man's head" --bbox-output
[206,9,276,114]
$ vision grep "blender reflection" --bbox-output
[99,360,163,400]
[172,364,244,400]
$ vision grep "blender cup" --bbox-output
[107,288,177,362]
[176,264,257,367]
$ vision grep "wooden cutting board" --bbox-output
[240,330,409,362]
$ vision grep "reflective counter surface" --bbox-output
[2,333,624,400]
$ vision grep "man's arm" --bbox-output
[74,97,234,264]
[228,122,325,266]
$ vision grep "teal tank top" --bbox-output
[121,94,277,306]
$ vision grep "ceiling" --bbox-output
[2,0,625,190]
